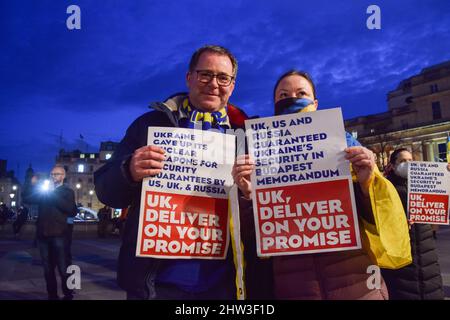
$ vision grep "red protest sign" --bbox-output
[136,191,229,259]
[408,193,449,225]
[255,179,360,256]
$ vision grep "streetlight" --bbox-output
[76,183,81,206]
[12,185,17,191]
[9,193,15,207]
[89,190,94,208]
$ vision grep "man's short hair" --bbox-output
[52,164,66,174]
[188,45,238,77]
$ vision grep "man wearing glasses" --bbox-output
[94,45,251,299]
[22,165,77,300]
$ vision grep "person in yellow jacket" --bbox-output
[233,70,412,300]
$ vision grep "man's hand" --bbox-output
[129,145,165,182]
[232,154,254,200]
[345,146,376,197]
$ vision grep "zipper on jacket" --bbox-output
[313,255,327,299]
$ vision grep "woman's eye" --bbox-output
[280,93,287,98]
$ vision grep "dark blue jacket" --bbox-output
[22,184,77,238]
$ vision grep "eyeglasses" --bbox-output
[195,70,234,87]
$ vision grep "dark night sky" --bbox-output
[1,0,450,181]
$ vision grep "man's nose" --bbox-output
[207,77,220,89]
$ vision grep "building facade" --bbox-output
[0,159,21,208]
[345,60,450,168]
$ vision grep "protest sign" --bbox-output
[407,161,450,225]
[136,127,235,259]
[245,108,361,257]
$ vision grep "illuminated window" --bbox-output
[90,154,95,159]
[78,164,85,173]
[11,201,16,207]
[105,153,112,160]
[80,154,85,159]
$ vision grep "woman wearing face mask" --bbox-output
[381,148,444,300]
[233,70,412,300]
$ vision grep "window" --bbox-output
[401,120,409,129]
[90,154,95,159]
[105,153,112,160]
[351,131,358,139]
[80,154,85,159]
[78,164,85,173]
[430,84,439,93]
[438,143,447,162]
[402,82,411,93]
[432,102,442,120]
[405,96,413,104]
[370,129,375,134]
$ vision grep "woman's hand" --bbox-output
[232,154,255,200]
[345,146,376,197]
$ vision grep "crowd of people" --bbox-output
[6,44,448,300]
[0,204,29,237]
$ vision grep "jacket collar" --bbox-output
[149,93,248,129]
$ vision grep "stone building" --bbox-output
[0,159,21,208]
[345,60,450,168]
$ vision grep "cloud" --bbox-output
[2,0,450,179]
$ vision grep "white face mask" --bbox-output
[394,161,409,179]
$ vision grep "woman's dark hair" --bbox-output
[273,70,317,101]
[389,148,410,165]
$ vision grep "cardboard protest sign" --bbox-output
[407,161,450,225]
[136,127,235,259]
[245,108,361,257]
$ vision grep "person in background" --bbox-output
[97,205,112,238]
[22,165,77,300]
[13,205,29,238]
[381,148,444,300]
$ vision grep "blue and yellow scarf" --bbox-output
[179,98,230,133]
